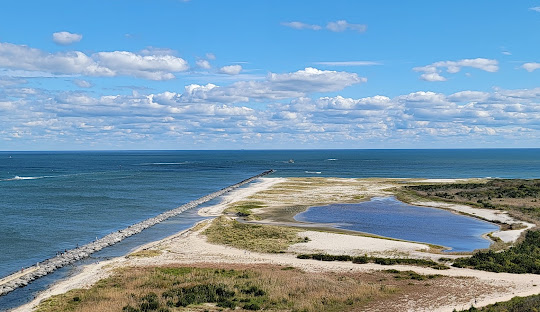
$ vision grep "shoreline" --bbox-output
[13,177,540,312]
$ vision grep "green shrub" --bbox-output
[453,230,540,274]
[297,254,449,269]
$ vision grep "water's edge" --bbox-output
[0,169,274,297]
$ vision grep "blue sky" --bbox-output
[1,1,540,150]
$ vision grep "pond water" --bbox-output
[294,197,499,252]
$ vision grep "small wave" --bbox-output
[326,158,338,161]
[3,175,45,181]
[305,171,322,174]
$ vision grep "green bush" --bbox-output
[297,254,449,269]
[453,230,540,274]
[455,293,540,311]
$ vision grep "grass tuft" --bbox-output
[203,216,305,253]
[127,250,162,258]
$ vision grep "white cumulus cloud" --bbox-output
[95,51,189,80]
[267,67,365,93]
[0,42,189,80]
[414,58,499,81]
[178,67,366,103]
[196,59,212,69]
[52,31,83,45]
[219,64,242,75]
[419,73,447,82]
[522,62,540,72]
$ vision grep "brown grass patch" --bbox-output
[34,264,396,312]
[203,216,305,253]
[126,249,162,258]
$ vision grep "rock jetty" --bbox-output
[0,170,274,296]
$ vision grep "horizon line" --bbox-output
[1,147,539,153]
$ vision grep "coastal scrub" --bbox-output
[452,230,540,274]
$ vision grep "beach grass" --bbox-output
[34,264,395,312]
[203,216,307,253]
[126,249,162,258]
[224,201,266,219]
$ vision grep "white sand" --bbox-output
[288,231,429,257]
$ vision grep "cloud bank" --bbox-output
[2,66,539,149]
[0,42,189,80]
[414,58,499,81]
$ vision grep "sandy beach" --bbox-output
[14,177,540,312]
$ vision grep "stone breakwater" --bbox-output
[0,170,275,297]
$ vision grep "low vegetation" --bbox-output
[405,179,540,221]
[452,230,540,274]
[225,201,266,219]
[35,265,394,312]
[127,249,162,258]
[383,269,442,281]
[297,253,449,270]
[203,216,307,253]
[456,294,540,311]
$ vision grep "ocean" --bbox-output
[1,149,539,309]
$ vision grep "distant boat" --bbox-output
[288,159,294,163]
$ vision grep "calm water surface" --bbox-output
[294,197,500,252]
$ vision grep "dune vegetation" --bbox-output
[35,265,395,312]
[203,216,307,253]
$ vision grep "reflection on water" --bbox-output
[294,197,499,252]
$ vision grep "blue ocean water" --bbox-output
[294,197,500,252]
[0,149,539,309]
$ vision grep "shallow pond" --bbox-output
[294,197,499,252]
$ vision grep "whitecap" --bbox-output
[305,171,322,174]
[4,176,44,181]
